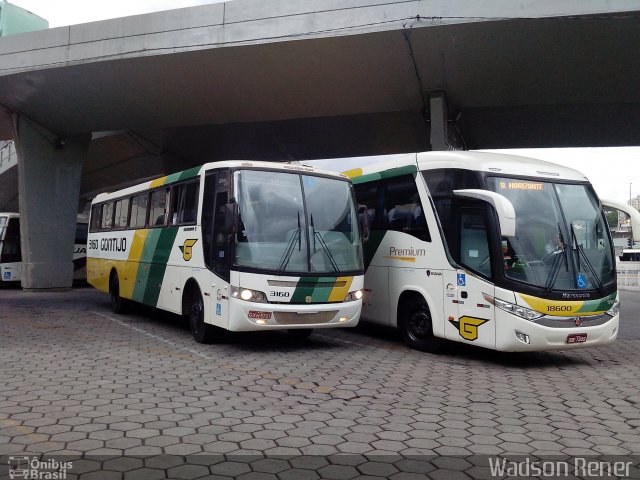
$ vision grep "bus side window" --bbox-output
[114,198,129,229]
[129,194,148,229]
[182,182,199,224]
[149,189,168,227]
[353,182,381,230]
[383,175,431,242]
[90,205,101,232]
[101,202,114,231]
[169,181,199,225]
[1,217,21,263]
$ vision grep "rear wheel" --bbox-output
[287,328,313,340]
[398,296,443,353]
[109,273,127,314]
[188,290,216,344]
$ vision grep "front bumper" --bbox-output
[227,297,361,331]
[495,310,619,352]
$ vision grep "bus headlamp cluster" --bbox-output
[606,301,620,317]
[483,294,543,321]
[344,289,364,302]
[231,286,267,303]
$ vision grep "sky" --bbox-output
[9,1,640,205]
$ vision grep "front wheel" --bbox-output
[398,296,443,353]
[188,291,217,344]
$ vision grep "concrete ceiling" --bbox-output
[0,1,639,201]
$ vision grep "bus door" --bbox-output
[443,208,496,349]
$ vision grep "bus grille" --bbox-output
[273,311,338,325]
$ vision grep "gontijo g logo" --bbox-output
[179,239,198,261]
[449,316,489,341]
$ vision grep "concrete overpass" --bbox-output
[1,0,640,289]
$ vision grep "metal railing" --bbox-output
[617,262,640,288]
[0,140,17,174]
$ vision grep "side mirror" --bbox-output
[358,204,370,242]
[454,189,516,237]
[601,198,640,242]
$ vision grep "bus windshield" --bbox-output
[486,178,615,291]
[234,170,363,274]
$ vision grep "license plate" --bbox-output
[567,333,587,344]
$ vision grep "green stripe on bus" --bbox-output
[291,277,320,303]
[142,227,179,306]
[291,276,340,303]
[163,166,201,186]
[131,229,162,303]
[577,293,617,314]
[350,165,417,185]
[178,166,201,181]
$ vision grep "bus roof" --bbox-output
[342,151,589,183]
[91,160,349,204]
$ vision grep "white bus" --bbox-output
[0,213,88,283]
[344,151,640,352]
[87,161,364,343]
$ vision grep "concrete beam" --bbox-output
[12,115,89,290]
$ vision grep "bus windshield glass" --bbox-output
[234,170,363,274]
[486,178,615,291]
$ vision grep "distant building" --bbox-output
[630,195,640,212]
[0,1,48,37]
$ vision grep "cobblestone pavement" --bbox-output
[0,287,639,479]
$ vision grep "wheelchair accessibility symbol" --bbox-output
[576,273,587,289]
[457,273,466,287]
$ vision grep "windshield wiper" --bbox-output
[311,214,339,272]
[570,224,604,294]
[544,224,568,296]
[277,211,301,273]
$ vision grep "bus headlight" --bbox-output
[344,289,363,302]
[606,301,620,317]
[231,286,268,303]
[483,294,543,321]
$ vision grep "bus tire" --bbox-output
[287,328,313,340]
[109,273,127,314]
[398,296,443,353]
[187,290,216,344]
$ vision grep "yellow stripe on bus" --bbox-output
[342,168,363,179]
[120,230,149,298]
[149,176,168,188]
[328,276,353,302]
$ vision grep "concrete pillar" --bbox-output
[11,114,90,290]
[429,90,449,151]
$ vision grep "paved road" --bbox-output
[0,287,639,479]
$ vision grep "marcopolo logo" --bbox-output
[8,456,73,479]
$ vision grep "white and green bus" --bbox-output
[87,161,364,343]
[1,212,89,283]
[344,151,640,352]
